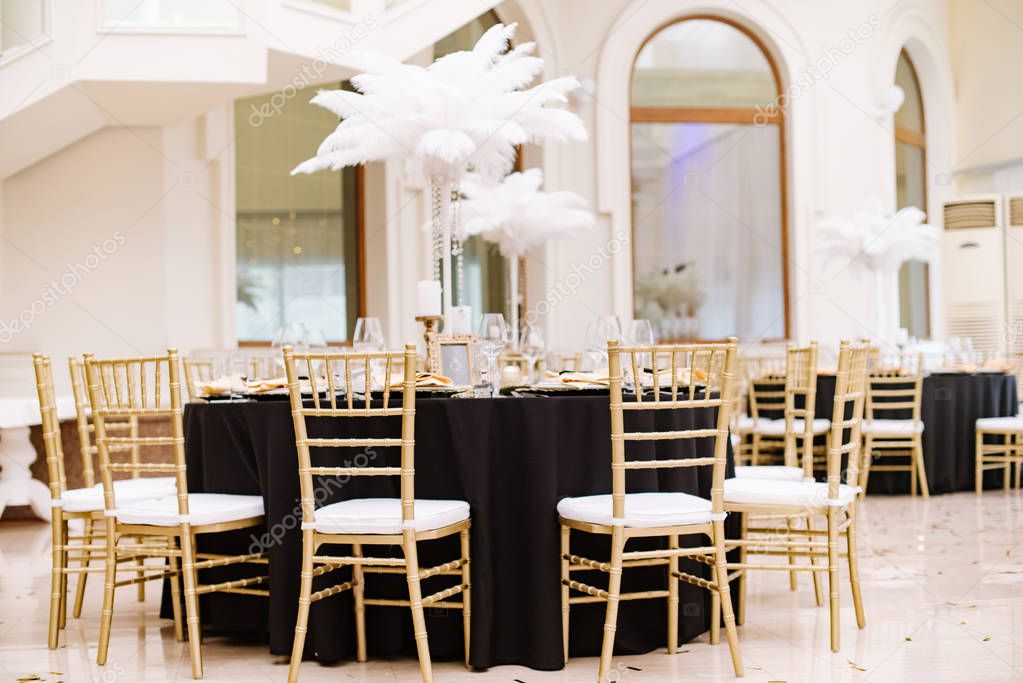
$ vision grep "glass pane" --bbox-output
[894,51,923,134]
[631,122,784,340]
[0,0,46,55]
[896,140,930,337]
[632,20,776,109]
[234,85,360,343]
[102,0,240,29]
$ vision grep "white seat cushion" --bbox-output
[62,477,177,513]
[312,498,469,535]
[977,416,1023,431]
[116,493,264,526]
[734,465,809,482]
[862,419,923,435]
[741,417,830,436]
[557,492,720,528]
[724,478,859,509]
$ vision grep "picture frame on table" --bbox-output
[431,334,476,386]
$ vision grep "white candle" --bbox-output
[447,305,472,335]
[417,280,442,317]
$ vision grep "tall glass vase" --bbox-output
[507,254,520,348]
[429,177,454,315]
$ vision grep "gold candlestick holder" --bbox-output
[416,315,443,373]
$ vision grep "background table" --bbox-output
[168,394,736,671]
[766,372,1017,494]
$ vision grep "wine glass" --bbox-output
[353,317,385,351]
[519,323,545,385]
[585,315,622,370]
[478,313,509,398]
[626,319,655,389]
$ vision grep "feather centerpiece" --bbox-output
[815,199,938,275]
[459,169,594,257]
[289,22,588,318]
[290,22,587,183]
[815,199,938,340]
[459,168,594,338]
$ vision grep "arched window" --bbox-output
[894,50,930,338]
[630,18,787,341]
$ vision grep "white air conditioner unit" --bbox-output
[1004,195,1023,353]
[941,196,1005,353]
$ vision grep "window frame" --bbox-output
[893,48,931,338]
[628,14,790,342]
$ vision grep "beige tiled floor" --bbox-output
[2,491,1023,682]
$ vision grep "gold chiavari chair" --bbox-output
[248,352,281,380]
[975,416,1023,493]
[558,339,743,681]
[283,344,471,683]
[722,340,868,652]
[84,349,268,678]
[736,344,829,472]
[67,358,160,618]
[182,357,215,402]
[859,355,928,497]
[34,355,176,649]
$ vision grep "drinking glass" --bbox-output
[519,323,545,385]
[353,317,385,351]
[626,319,655,389]
[478,313,509,398]
[585,315,622,370]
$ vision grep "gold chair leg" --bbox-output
[179,528,204,679]
[846,514,866,629]
[751,434,760,466]
[96,519,117,666]
[288,530,315,683]
[168,541,184,642]
[72,518,94,619]
[459,528,472,669]
[667,534,678,654]
[403,530,433,683]
[786,517,798,591]
[807,514,825,607]
[1006,435,1013,492]
[914,439,929,498]
[859,437,872,498]
[57,521,69,630]
[560,524,570,664]
[910,446,918,497]
[135,553,146,602]
[713,520,743,677]
[976,430,984,494]
[736,513,748,626]
[597,528,625,683]
[47,515,65,649]
[710,581,720,645]
[827,507,840,652]
[352,542,367,663]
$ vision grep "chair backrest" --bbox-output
[69,357,140,485]
[745,351,787,421]
[866,353,923,422]
[826,341,869,498]
[784,342,819,472]
[181,357,215,402]
[283,344,417,529]
[32,354,68,501]
[248,352,282,381]
[83,350,188,518]
[607,338,738,519]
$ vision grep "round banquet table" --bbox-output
[162,394,737,671]
[761,372,1017,494]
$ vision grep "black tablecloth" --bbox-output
[164,395,736,671]
[771,373,1017,494]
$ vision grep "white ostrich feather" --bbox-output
[815,199,938,274]
[291,23,587,183]
[459,169,594,258]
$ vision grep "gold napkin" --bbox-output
[387,372,455,389]
[198,375,246,396]
[560,372,611,386]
